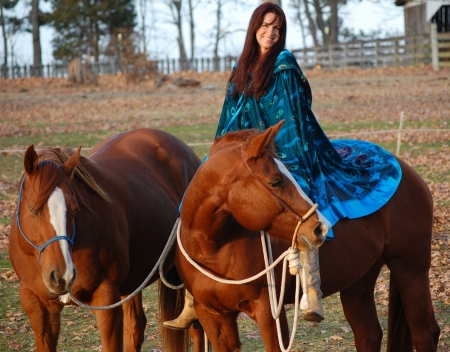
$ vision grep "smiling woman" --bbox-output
[256,12,281,54]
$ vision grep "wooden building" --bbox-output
[395,0,450,34]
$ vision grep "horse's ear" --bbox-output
[24,144,39,176]
[63,146,82,178]
[243,120,285,160]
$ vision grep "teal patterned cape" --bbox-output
[216,49,402,239]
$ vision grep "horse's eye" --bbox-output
[268,179,282,189]
[31,210,39,216]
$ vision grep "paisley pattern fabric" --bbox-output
[215,50,402,239]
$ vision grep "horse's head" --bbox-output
[206,120,329,251]
[15,144,81,296]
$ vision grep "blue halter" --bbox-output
[16,175,76,262]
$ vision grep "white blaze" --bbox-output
[48,187,75,283]
[274,158,331,233]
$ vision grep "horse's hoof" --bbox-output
[304,311,324,322]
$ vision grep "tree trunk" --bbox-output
[94,21,99,62]
[31,0,42,71]
[188,0,194,61]
[291,0,307,52]
[171,0,188,69]
[312,0,327,46]
[0,2,8,66]
[302,0,319,47]
[213,0,222,71]
[140,0,147,56]
[328,0,339,44]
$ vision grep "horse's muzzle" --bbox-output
[300,224,326,250]
[45,267,76,296]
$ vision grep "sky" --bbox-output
[1,0,405,65]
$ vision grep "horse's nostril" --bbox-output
[49,270,67,289]
[313,224,324,239]
[49,270,59,287]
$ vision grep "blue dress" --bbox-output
[216,50,402,239]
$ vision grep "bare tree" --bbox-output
[0,0,7,66]
[139,0,147,56]
[290,0,308,49]
[187,0,195,61]
[1,0,20,66]
[166,0,188,68]
[290,0,349,48]
[208,0,246,70]
[31,0,41,68]
[328,0,339,44]
[212,0,223,70]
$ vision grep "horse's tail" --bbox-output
[387,273,413,352]
[158,266,190,352]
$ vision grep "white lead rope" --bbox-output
[176,220,306,352]
[68,218,181,310]
[263,232,303,352]
[176,220,297,285]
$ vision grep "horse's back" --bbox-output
[88,128,200,201]
[79,129,200,292]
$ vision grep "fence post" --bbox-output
[430,23,439,71]
[328,44,333,69]
[375,40,379,67]
[344,43,348,69]
[394,39,398,67]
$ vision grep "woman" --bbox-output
[164,2,401,330]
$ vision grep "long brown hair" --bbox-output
[230,2,286,99]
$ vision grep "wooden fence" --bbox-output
[292,34,432,69]
[431,23,450,69]
[1,32,449,79]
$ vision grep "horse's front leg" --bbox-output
[19,284,64,352]
[122,291,146,352]
[91,280,124,351]
[189,323,207,352]
[195,303,241,352]
[339,261,384,352]
[251,297,289,352]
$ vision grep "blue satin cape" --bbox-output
[215,50,402,239]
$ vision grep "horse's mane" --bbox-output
[29,148,111,213]
[211,128,277,156]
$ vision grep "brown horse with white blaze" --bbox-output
[160,120,440,351]
[8,128,200,351]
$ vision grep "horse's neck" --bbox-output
[181,188,237,256]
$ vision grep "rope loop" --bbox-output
[287,248,301,275]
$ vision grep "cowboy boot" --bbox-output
[163,289,198,330]
[300,248,324,322]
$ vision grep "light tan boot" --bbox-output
[300,248,324,322]
[163,289,198,330]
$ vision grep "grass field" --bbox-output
[0,66,449,351]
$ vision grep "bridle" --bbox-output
[16,175,76,262]
[240,144,318,247]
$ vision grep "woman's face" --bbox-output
[255,12,281,55]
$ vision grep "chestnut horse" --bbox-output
[160,121,440,352]
[8,128,200,351]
